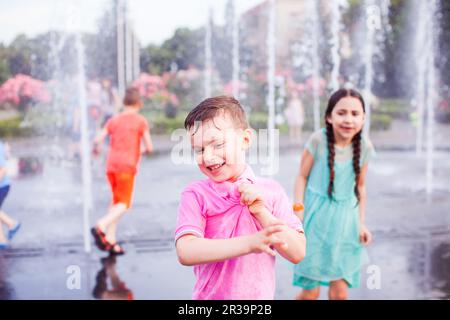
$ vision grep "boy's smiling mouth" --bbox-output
[207,162,225,172]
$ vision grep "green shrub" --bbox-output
[142,111,187,135]
[370,113,392,130]
[140,108,393,135]
[0,116,34,138]
[376,98,411,119]
[248,112,268,129]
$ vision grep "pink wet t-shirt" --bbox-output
[175,166,303,300]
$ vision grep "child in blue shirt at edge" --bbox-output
[0,140,21,249]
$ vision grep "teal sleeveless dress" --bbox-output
[293,129,375,289]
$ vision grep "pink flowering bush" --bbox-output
[133,73,179,109]
[0,74,51,111]
[224,80,248,97]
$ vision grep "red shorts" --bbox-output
[107,172,136,209]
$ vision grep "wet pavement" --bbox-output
[1,133,450,300]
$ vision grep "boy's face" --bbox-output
[190,115,251,183]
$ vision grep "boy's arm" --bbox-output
[93,127,108,146]
[251,209,305,264]
[176,224,286,266]
[92,127,108,155]
[142,131,153,155]
[176,235,252,266]
[238,184,306,264]
[256,209,306,264]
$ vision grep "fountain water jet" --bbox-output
[67,2,93,253]
[329,0,348,92]
[231,0,240,99]
[266,0,276,175]
[204,7,213,98]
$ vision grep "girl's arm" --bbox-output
[358,163,372,245]
[176,224,287,266]
[358,163,368,225]
[293,149,314,220]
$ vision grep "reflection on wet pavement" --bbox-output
[430,242,450,299]
[93,255,133,300]
[0,257,15,299]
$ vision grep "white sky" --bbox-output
[0,0,264,46]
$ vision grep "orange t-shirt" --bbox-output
[105,112,149,174]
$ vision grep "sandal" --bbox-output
[8,222,21,241]
[91,227,112,251]
[0,242,9,250]
[109,243,125,255]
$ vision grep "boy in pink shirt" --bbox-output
[91,87,153,255]
[175,96,306,299]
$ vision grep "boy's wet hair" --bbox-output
[184,96,249,132]
[123,87,141,106]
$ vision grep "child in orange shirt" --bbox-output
[91,87,153,255]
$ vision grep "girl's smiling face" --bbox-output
[326,96,365,143]
[190,115,252,183]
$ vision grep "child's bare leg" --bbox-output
[0,211,16,229]
[295,287,320,300]
[106,221,118,244]
[96,203,127,232]
[0,220,7,243]
[105,263,123,289]
[328,279,348,300]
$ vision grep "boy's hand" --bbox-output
[141,148,152,156]
[92,143,101,157]
[246,223,288,256]
[238,183,267,215]
[359,224,372,246]
[140,145,152,156]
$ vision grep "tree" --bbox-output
[0,43,11,84]
[141,44,173,75]
[379,0,408,97]
[7,34,32,76]
[85,0,118,81]
[5,32,70,81]
[439,0,450,90]
[213,0,234,83]
[161,28,203,71]
[141,27,203,75]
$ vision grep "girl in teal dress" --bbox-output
[292,88,375,300]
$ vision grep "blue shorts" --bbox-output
[0,185,10,209]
